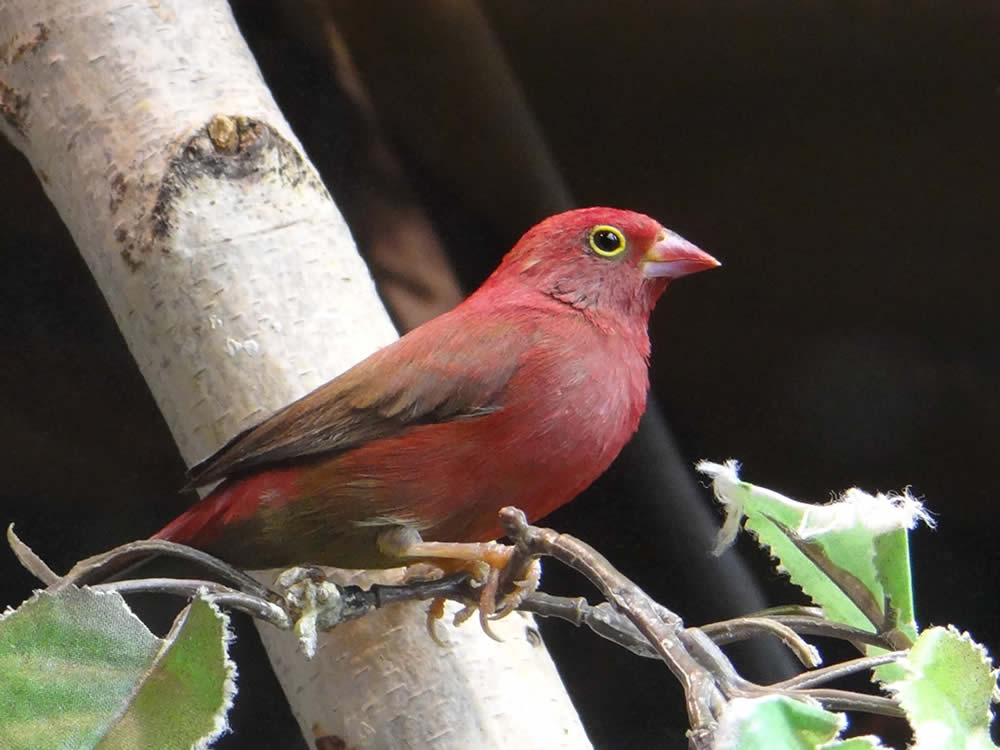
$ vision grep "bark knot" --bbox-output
[0,22,50,65]
[0,80,29,138]
[117,116,326,272]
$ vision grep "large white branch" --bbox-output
[0,2,590,747]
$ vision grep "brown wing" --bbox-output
[185,312,530,487]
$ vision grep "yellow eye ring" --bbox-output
[588,225,627,257]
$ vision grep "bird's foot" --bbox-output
[449,555,542,634]
[379,529,541,641]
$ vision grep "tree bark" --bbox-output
[0,1,590,747]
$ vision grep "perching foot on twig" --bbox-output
[379,527,542,641]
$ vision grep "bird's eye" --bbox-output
[588,225,627,257]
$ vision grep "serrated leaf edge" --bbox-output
[191,593,238,750]
[884,625,999,731]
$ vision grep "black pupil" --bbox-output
[594,230,621,253]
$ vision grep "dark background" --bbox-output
[2,2,997,747]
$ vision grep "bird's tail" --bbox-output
[152,487,230,546]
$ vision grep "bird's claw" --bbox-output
[490,558,542,619]
[383,530,541,641]
[426,596,450,646]
[420,549,542,643]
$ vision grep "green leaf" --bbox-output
[830,739,888,749]
[698,461,930,679]
[714,695,886,749]
[0,586,236,750]
[886,626,999,750]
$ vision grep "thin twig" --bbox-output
[91,577,292,629]
[522,595,821,667]
[520,592,661,659]
[680,627,905,718]
[58,539,273,599]
[7,524,59,584]
[678,625,758,696]
[792,688,905,718]
[499,506,726,732]
[758,615,898,650]
[767,652,906,690]
[698,616,821,667]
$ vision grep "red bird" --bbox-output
[155,208,718,580]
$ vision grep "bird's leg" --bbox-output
[377,527,541,640]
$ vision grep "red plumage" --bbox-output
[155,208,718,569]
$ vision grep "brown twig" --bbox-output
[697,616,821,668]
[90,577,292,629]
[767,652,906,691]
[497,506,909,735]
[50,536,273,599]
[499,506,725,733]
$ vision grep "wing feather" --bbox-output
[185,312,529,487]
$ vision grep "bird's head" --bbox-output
[482,207,719,326]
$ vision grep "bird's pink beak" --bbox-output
[642,231,720,279]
